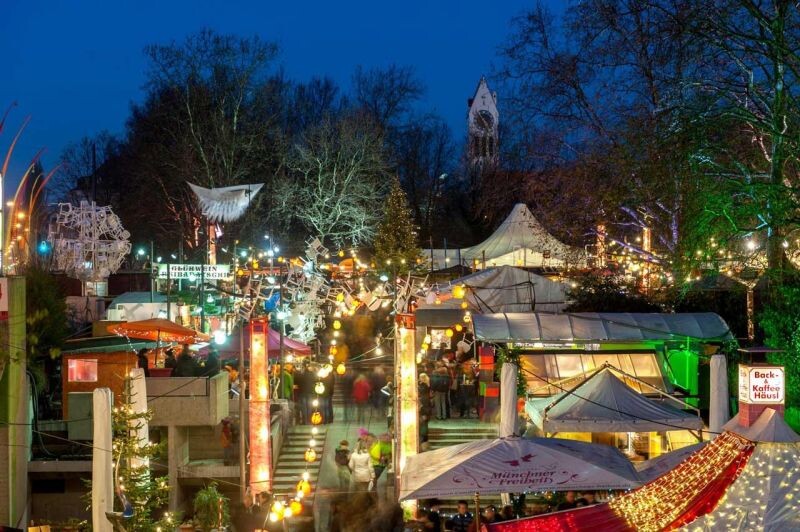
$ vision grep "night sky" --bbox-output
[0,0,562,190]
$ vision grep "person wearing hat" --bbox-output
[164,347,177,369]
[335,439,351,491]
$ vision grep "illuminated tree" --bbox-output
[373,177,421,273]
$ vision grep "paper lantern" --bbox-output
[304,448,317,462]
[311,411,323,425]
[453,285,466,299]
[445,328,454,338]
[290,499,303,515]
[315,382,325,394]
[333,320,342,330]
[336,363,346,375]
[297,479,311,496]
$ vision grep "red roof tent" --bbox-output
[197,327,312,359]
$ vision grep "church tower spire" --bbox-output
[467,76,499,166]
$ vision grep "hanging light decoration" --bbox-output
[461,301,468,309]
[445,328,454,338]
[453,284,467,299]
[336,363,346,375]
[455,324,463,332]
[315,381,325,394]
[333,320,342,330]
[311,411,323,425]
[290,499,303,515]
[304,448,317,463]
[297,479,311,496]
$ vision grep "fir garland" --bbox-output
[495,346,528,397]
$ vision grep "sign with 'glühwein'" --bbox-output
[738,365,785,404]
[156,263,231,280]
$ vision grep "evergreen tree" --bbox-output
[373,177,421,274]
[105,377,174,530]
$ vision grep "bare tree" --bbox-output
[352,64,424,128]
[54,131,120,204]
[277,115,389,247]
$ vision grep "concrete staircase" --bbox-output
[427,422,497,450]
[272,424,327,516]
[426,421,501,515]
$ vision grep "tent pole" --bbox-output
[474,492,481,529]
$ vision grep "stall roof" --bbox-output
[62,336,157,355]
[109,291,167,306]
[472,312,734,343]
[526,367,703,433]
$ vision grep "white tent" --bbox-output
[525,367,703,433]
[399,436,641,500]
[682,409,800,531]
[424,203,586,270]
[635,441,707,482]
[419,265,569,313]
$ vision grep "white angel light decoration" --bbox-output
[188,183,264,222]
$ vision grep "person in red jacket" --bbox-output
[352,373,372,423]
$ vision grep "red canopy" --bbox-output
[197,327,312,359]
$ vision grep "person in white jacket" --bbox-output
[348,441,374,492]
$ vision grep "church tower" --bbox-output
[467,76,499,166]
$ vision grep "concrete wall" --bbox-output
[147,373,229,427]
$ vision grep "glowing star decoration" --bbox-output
[249,318,272,495]
[188,183,264,223]
[48,201,132,282]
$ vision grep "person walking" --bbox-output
[334,440,351,491]
[220,418,235,465]
[418,373,432,442]
[201,347,221,377]
[172,344,199,377]
[457,363,477,418]
[323,365,335,423]
[431,363,451,420]
[352,373,372,424]
[380,377,394,430]
[136,349,150,377]
[348,441,374,492]
[369,433,392,492]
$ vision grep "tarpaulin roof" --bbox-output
[418,265,569,314]
[399,436,642,500]
[489,431,755,532]
[723,407,800,443]
[460,203,584,267]
[423,203,585,269]
[196,327,312,359]
[107,318,209,344]
[635,441,707,482]
[472,312,734,343]
[526,367,703,433]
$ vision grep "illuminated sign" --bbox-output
[738,365,784,404]
[156,263,231,280]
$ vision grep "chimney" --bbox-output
[737,364,785,427]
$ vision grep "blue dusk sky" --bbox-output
[1,0,562,189]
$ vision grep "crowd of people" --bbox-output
[407,491,599,531]
[135,343,221,378]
